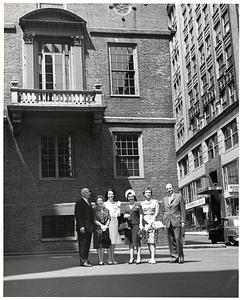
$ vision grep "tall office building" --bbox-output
[167,4,239,231]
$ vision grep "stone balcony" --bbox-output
[7,78,106,136]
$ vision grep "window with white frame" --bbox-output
[178,155,189,178]
[205,37,210,57]
[192,144,203,168]
[187,62,192,81]
[109,44,139,96]
[222,11,230,35]
[42,215,75,238]
[220,89,228,109]
[222,159,239,188]
[208,66,214,87]
[177,126,185,148]
[39,133,74,179]
[228,82,236,104]
[217,54,224,77]
[113,133,143,178]
[223,119,239,151]
[37,41,70,90]
[225,45,233,69]
[206,134,219,160]
[194,83,199,101]
[175,99,183,122]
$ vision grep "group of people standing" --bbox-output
[75,183,186,267]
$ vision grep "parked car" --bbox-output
[209,216,239,246]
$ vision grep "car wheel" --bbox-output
[229,237,236,246]
[211,238,217,244]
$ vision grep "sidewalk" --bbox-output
[4,230,223,257]
[4,247,238,297]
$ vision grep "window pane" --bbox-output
[53,44,62,53]
[44,43,52,52]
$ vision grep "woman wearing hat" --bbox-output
[123,189,143,264]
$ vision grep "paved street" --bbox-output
[4,243,238,297]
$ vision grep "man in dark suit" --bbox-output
[162,183,186,264]
[75,188,94,267]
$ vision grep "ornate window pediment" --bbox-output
[19,8,86,29]
[19,8,94,51]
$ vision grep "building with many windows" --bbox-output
[4,3,176,253]
[167,4,239,231]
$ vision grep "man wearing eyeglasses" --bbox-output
[75,188,94,267]
[162,183,186,264]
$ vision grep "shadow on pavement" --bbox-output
[4,269,238,297]
[4,252,171,277]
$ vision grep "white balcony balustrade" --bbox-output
[10,80,103,107]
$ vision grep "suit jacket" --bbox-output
[75,197,94,232]
[162,193,186,228]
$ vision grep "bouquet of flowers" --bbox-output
[111,201,121,218]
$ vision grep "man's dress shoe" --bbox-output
[80,262,92,267]
[170,258,179,263]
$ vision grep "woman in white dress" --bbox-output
[103,188,123,264]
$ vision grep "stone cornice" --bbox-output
[89,28,172,38]
[104,116,176,124]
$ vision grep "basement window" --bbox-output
[42,215,75,239]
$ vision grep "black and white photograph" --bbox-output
[3,2,239,298]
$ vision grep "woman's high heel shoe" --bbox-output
[107,260,113,265]
[136,258,142,264]
[128,259,135,264]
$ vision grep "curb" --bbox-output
[4,243,226,256]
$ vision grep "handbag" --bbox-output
[153,221,165,229]
[98,230,111,245]
[137,229,143,238]
[118,221,131,232]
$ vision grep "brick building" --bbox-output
[4,3,176,253]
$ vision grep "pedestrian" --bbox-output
[93,195,112,265]
[75,188,94,267]
[140,187,159,264]
[123,189,143,264]
[103,188,123,264]
[161,183,186,264]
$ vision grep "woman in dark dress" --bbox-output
[123,189,143,264]
[93,195,111,265]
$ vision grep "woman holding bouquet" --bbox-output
[103,188,123,264]
[140,187,159,264]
